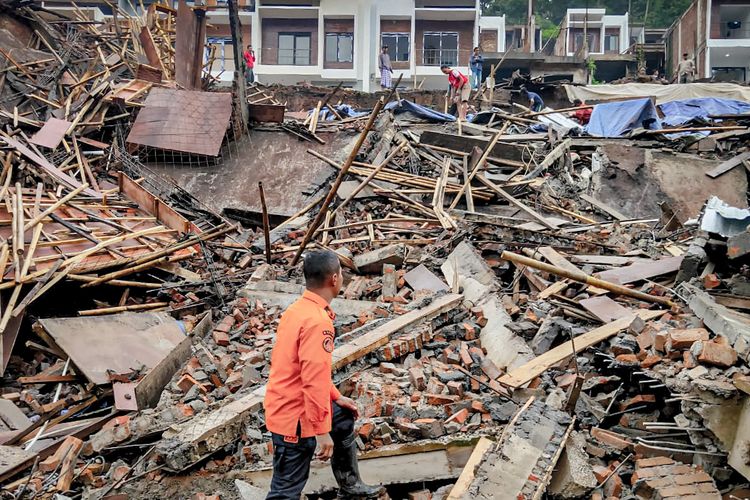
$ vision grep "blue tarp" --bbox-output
[585,97,660,137]
[658,98,750,126]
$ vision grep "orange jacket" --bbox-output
[264,290,341,438]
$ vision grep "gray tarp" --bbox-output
[564,82,750,105]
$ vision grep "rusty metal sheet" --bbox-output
[29,118,72,149]
[113,382,139,411]
[39,312,186,385]
[404,264,449,293]
[596,256,683,285]
[126,87,232,157]
[175,0,206,90]
[249,103,285,123]
[579,296,632,322]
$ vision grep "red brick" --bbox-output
[674,472,713,485]
[591,427,633,450]
[659,485,703,497]
[654,331,669,352]
[445,408,469,424]
[408,489,432,500]
[462,323,476,340]
[697,341,738,368]
[636,456,675,468]
[621,394,656,410]
[409,367,426,391]
[426,393,459,405]
[471,400,485,413]
[667,328,709,351]
[358,422,375,440]
[636,330,655,351]
[212,330,230,346]
[176,374,200,393]
[446,381,464,397]
[592,465,610,483]
[640,354,662,368]
[703,273,721,289]
[615,354,639,365]
[111,465,131,482]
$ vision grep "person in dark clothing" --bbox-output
[522,87,544,112]
[470,46,484,90]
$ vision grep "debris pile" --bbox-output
[1,0,750,498]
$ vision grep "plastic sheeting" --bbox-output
[385,99,456,122]
[701,196,750,237]
[585,97,660,137]
[659,98,750,126]
[565,82,750,105]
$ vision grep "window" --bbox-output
[423,32,458,66]
[382,33,410,62]
[205,37,232,72]
[278,32,311,65]
[712,67,746,82]
[325,33,353,63]
[604,34,619,53]
[573,32,594,52]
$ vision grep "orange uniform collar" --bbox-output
[302,290,336,321]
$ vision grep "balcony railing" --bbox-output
[260,47,313,66]
[418,49,475,66]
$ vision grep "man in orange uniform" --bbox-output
[264,250,383,499]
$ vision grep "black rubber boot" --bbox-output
[332,435,385,499]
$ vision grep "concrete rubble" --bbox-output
[1,0,750,499]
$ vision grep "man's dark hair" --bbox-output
[573,99,582,106]
[382,45,389,50]
[683,53,688,57]
[440,64,450,70]
[303,250,341,288]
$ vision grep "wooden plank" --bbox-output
[419,130,529,162]
[536,247,578,274]
[477,175,558,229]
[497,310,665,388]
[579,193,628,221]
[55,436,83,492]
[249,104,286,123]
[596,256,683,285]
[134,333,192,409]
[332,294,463,370]
[0,445,36,484]
[706,151,750,178]
[579,296,632,322]
[447,437,494,500]
[18,374,79,384]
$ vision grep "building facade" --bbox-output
[666,0,750,82]
[554,9,631,57]
[40,0,504,90]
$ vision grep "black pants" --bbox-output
[266,403,354,500]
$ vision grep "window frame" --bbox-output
[381,32,410,62]
[325,32,354,63]
[278,32,312,66]
[422,31,459,66]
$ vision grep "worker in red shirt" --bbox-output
[243,44,255,84]
[264,250,383,499]
[571,99,592,125]
[440,64,470,122]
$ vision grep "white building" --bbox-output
[555,9,630,57]
[215,0,505,90]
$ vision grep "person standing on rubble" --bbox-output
[379,45,393,90]
[441,64,470,121]
[676,53,696,84]
[243,45,255,84]
[264,250,384,500]
[522,86,544,112]
[470,46,484,90]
